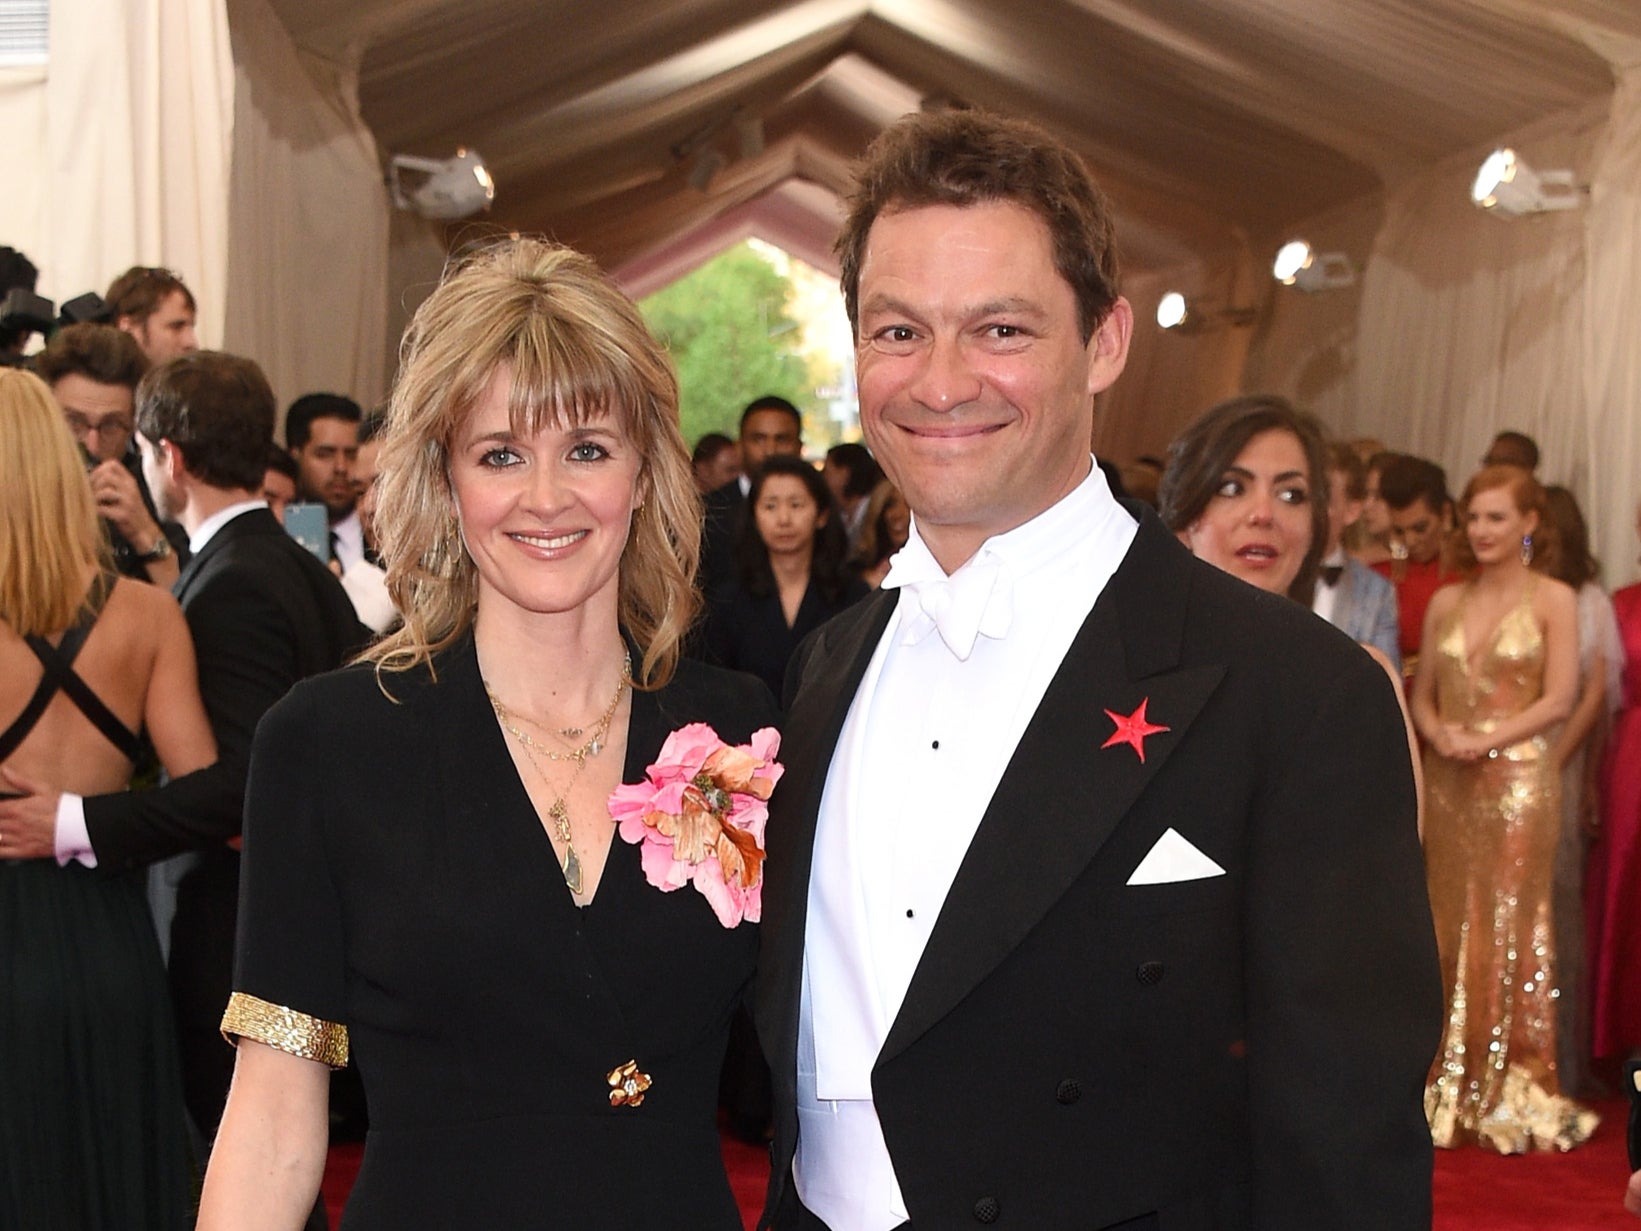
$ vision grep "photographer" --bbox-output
[0,246,41,367]
[33,323,187,585]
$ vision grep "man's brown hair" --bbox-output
[32,322,149,391]
[105,265,196,324]
[835,109,1121,344]
[136,352,274,491]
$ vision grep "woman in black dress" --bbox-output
[706,454,868,698]
[199,239,779,1228]
[0,368,216,1229]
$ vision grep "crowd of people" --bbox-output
[2,105,1639,1231]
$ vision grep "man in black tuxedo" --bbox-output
[700,394,804,590]
[0,352,365,1151]
[756,110,1441,1230]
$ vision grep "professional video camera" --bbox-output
[0,286,113,342]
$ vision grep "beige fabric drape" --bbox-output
[0,67,49,272]
[1583,59,1641,588]
[222,0,389,419]
[2,0,232,339]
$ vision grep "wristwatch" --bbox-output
[136,534,174,563]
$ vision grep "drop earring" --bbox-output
[1520,534,1534,566]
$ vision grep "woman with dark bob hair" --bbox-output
[200,238,779,1228]
[1159,393,1421,818]
[1158,393,1330,605]
[706,454,868,698]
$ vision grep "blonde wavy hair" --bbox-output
[364,237,700,689]
[0,368,109,637]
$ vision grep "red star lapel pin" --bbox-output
[1102,698,1170,763]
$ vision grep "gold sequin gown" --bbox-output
[1422,579,1598,1152]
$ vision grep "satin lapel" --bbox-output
[880,512,1227,1063]
[757,590,898,1067]
[172,520,231,604]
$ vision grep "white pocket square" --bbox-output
[1126,827,1226,885]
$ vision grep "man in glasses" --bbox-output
[34,322,187,585]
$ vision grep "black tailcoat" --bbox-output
[757,509,1441,1230]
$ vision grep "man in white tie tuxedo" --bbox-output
[756,110,1441,1231]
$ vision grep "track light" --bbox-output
[1471,148,1582,217]
[388,148,495,220]
[1157,291,1255,333]
[1272,241,1355,293]
[687,147,728,193]
[1157,292,1189,330]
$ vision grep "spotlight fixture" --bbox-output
[388,148,495,220]
[687,146,728,193]
[1157,291,1189,330]
[1272,241,1356,293]
[1471,148,1582,217]
[1157,291,1255,333]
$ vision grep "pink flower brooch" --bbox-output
[609,723,783,927]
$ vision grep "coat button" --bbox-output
[1055,1078,1082,1104]
[1136,960,1165,985]
[973,1196,1000,1223]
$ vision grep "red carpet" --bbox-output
[1433,1098,1634,1231]
[321,1101,1635,1228]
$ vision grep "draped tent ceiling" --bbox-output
[17,1,1628,575]
[266,0,1632,292]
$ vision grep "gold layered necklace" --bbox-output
[486,652,631,895]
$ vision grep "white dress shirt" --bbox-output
[53,500,268,866]
[1311,548,1347,626]
[795,460,1137,1230]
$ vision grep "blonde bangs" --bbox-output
[363,237,699,690]
[0,369,106,636]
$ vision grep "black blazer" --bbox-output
[85,507,367,866]
[700,478,748,594]
[756,509,1442,1230]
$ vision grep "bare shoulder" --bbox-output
[1425,581,1464,619]
[107,575,187,631]
[1534,574,1579,619]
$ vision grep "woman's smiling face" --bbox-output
[447,366,642,625]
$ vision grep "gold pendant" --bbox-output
[563,844,583,895]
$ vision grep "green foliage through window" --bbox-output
[640,243,816,448]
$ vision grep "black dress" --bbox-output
[706,576,870,700]
[0,578,193,1230]
[227,635,779,1228]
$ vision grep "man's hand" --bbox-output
[0,766,63,860]
[89,459,158,543]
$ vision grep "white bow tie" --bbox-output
[893,554,1014,661]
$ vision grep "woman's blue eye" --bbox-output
[570,442,609,462]
[480,447,521,467]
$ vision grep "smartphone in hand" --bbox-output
[283,501,330,564]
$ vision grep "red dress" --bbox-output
[1589,581,1641,1057]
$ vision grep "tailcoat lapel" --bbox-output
[879,512,1226,1062]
